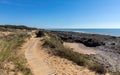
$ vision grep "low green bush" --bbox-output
[111,72,120,75]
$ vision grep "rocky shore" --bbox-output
[49,31,120,72]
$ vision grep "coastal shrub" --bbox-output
[111,72,120,75]
[87,62,106,74]
[42,34,107,74]
[36,30,45,37]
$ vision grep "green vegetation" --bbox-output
[0,25,37,31]
[42,33,107,74]
[0,32,32,75]
[111,72,120,75]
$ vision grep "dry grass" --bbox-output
[0,32,32,75]
[111,72,120,75]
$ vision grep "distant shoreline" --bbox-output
[46,29,120,37]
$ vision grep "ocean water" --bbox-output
[47,29,120,37]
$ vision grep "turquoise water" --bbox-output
[47,29,120,36]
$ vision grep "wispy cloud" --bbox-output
[0,0,35,6]
[0,0,11,4]
[0,0,62,7]
[0,0,22,6]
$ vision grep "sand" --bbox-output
[64,42,96,55]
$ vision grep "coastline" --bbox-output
[46,30,120,72]
[46,29,120,37]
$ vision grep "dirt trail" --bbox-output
[24,37,56,75]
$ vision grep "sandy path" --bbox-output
[64,42,96,55]
[25,38,56,75]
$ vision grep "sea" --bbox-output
[46,29,120,37]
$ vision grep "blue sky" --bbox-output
[0,0,120,28]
